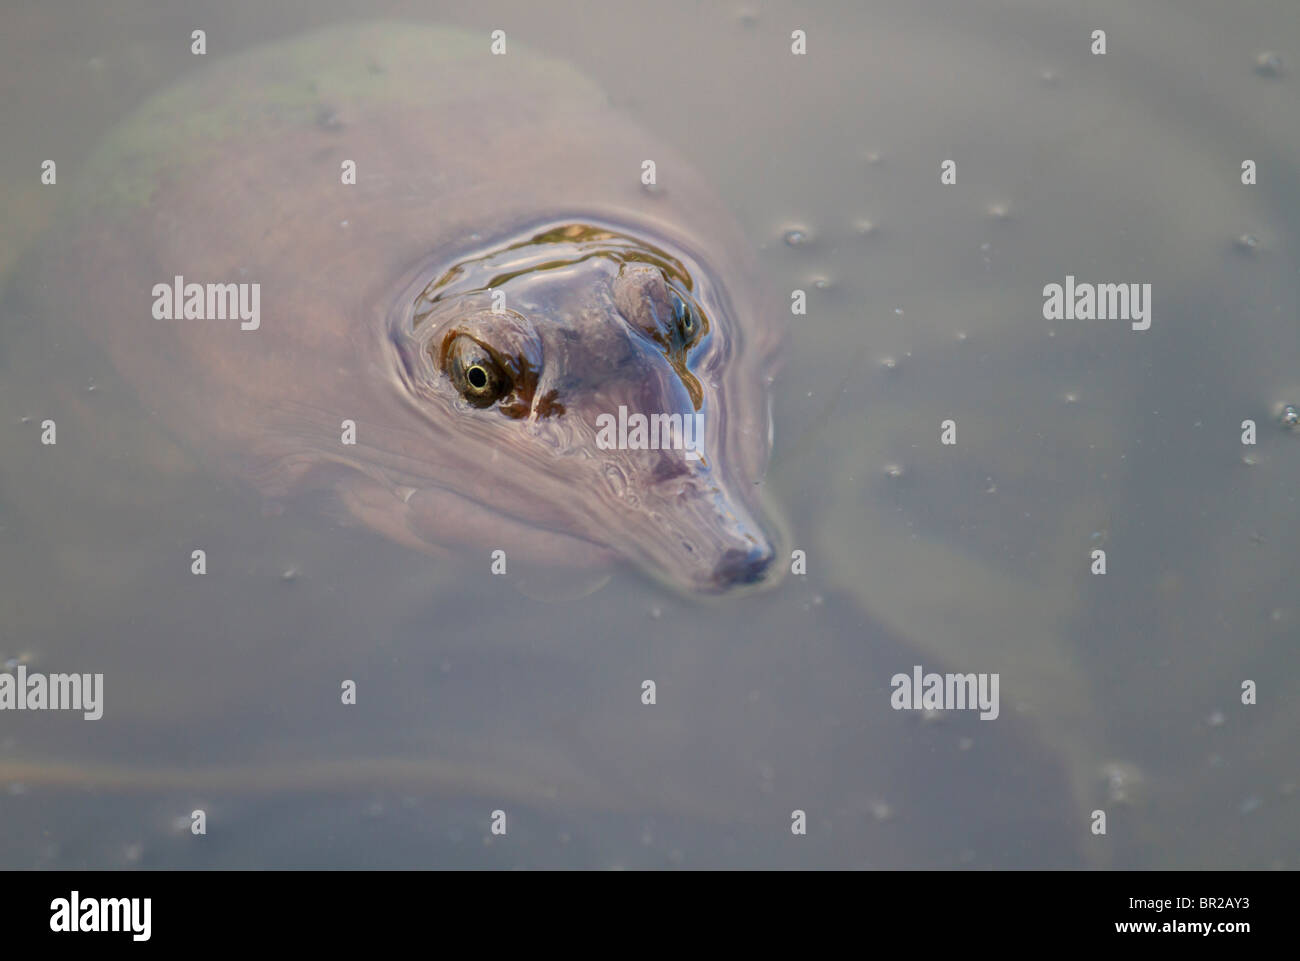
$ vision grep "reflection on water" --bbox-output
[1,0,1297,868]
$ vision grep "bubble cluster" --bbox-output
[1254,51,1284,77]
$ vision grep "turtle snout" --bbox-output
[711,542,776,589]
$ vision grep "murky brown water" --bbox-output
[1,0,1296,868]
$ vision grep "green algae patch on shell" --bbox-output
[70,21,605,217]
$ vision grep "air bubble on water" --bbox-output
[893,307,904,315]
[1242,452,1258,466]
[1040,69,1060,85]
[955,331,967,342]
[986,203,1010,220]
[315,106,343,130]
[863,150,882,165]
[1279,405,1299,429]
[853,219,876,236]
[1206,709,1226,727]
[1101,761,1142,804]
[339,220,350,229]
[812,276,832,290]
[783,227,810,247]
[869,800,893,821]
[880,356,898,371]
[1234,233,1260,252]
[1255,51,1283,77]
[985,478,997,494]
[280,567,299,582]
[884,463,903,478]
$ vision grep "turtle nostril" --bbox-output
[712,544,776,588]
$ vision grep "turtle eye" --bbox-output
[442,334,511,407]
[612,262,706,351]
[672,292,695,337]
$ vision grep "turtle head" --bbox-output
[394,222,781,594]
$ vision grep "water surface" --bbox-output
[1,0,1296,868]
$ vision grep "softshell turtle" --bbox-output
[40,21,785,594]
